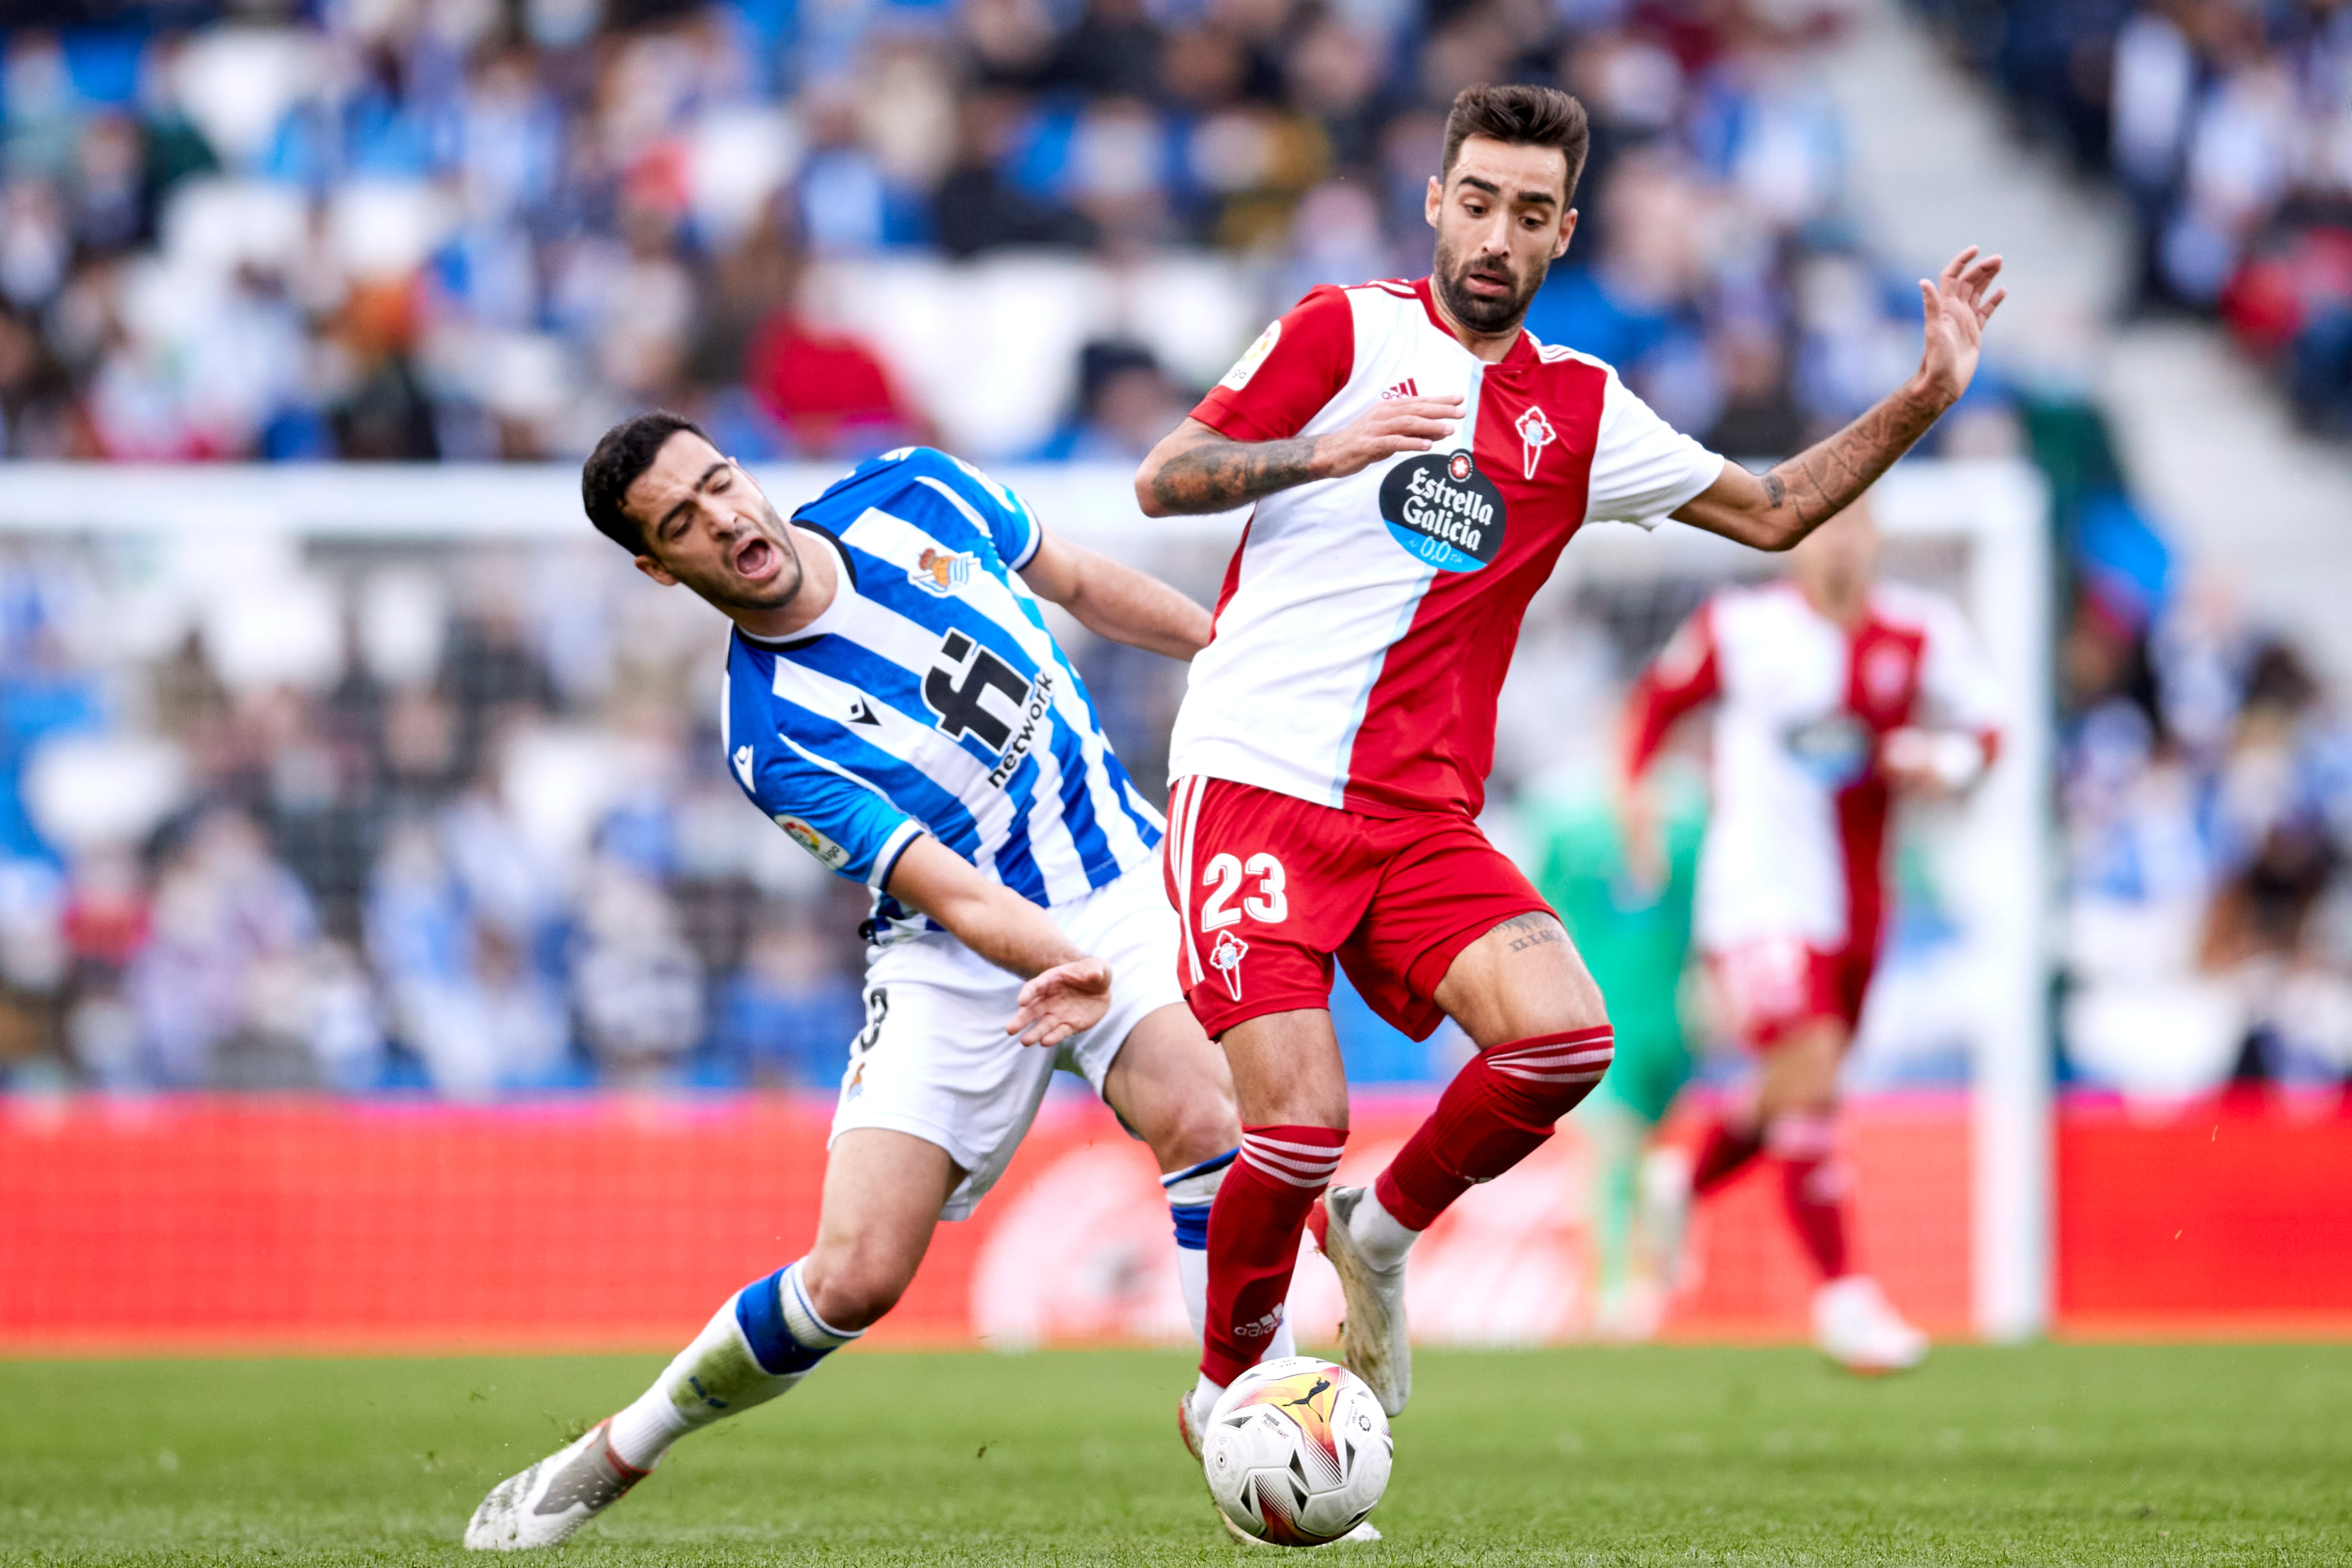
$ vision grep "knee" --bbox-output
[1151,1092,1242,1172]
[801,1243,916,1332]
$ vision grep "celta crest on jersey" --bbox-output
[1515,404,1556,479]
[1210,929,1248,1000]
[1378,452,1505,572]
[909,547,975,597]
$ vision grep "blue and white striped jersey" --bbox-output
[722,447,1165,942]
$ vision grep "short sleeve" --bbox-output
[736,738,925,891]
[1583,368,1725,529]
[930,452,1043,570]
[1190,285,1356,444]
[1915,596,2007,737]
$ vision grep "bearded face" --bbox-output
[1423,137,1577,339]
[1431,223,1547,334]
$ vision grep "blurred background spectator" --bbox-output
[0,0,1969,468]
[1919,0,2352,438]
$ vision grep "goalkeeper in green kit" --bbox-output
[1520,766,1706,1339]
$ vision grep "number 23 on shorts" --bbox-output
[1199,852,1288,929]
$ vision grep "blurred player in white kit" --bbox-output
[1620,499,2005,1371]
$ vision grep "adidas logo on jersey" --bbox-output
[1380,378,1419,400]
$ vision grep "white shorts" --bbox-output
[831,862,1186,1220]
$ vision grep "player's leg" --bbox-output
[1344,909,1613,1269]
[1094,1000,1287,1358]
[1680,940,1820,1201]
[1752,1004,1925,1371]
[1189,1006,1349,1419]
[463,1128,955,1551]
[1159,778,1368,1423]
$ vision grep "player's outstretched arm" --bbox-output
[1018,529,1213,659]
[1673,247,2006,552]
[1132,395,1463,517]
[884,834,1111,1046]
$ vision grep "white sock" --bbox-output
[1176,1244,1208,1344]
[1266,1309,1297,1360]
[1347,1186,1420,1274]
[606,1261,857,1470]
[1162,1150,1234,1349]
[1189,1369,1225,1424]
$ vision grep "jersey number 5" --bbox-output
[1200,852,1287,929]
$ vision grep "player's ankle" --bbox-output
[1348,1185,1419,1273]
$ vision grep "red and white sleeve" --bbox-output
[1189,285,1356,444]
[1623,603,1721,779]
[1913,595,2006,774]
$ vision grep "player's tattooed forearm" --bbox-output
[1761,382,1941,536]
[1500,912,1566,953]
[1148,435,1321,514]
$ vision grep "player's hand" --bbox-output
[1008,956,1113,1048]
[1311,395,1463,480]
[1914,246,2006,408]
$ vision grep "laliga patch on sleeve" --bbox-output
[1220,321,1282,390]
[775,815,852,871]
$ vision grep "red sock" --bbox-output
[1768,1112,1851,1280]
[1374,1027,1613,1232]
[1691,1115,1764,1193]
[1200,1125,1345,1386]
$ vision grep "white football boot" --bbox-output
[1314,1186,1411,1418]
[463,1418,648,1550]
[1812,1275,1929,1374]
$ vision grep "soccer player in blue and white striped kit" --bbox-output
[465,413,1281,1550]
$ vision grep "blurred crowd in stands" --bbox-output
[0,0,2027,467]
[2047,405,2352,1098]
[1924,0,2352,436]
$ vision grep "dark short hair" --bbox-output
[1441,83,1592,204]
[581,410,710,555]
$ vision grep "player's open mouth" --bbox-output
[733,535,779,581]
[1466,270,1512,295]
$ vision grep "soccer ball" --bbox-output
[1202,1356,1392,1545]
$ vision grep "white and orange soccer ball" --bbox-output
[1202,1356,1392,1546]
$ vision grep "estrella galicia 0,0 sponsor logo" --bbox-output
[1378,452,1507,572]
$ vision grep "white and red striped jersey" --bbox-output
[1625,580,2006,956]
[1167,278,1725,819]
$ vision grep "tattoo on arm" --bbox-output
[1148,432,1321,515]
[1500,912,1567,954]
[1757,383,1941,539]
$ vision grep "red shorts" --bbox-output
[1161,776,1551,1041]
[1706,938,1878,1049]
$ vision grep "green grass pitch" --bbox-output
[4,1344,2346,1565]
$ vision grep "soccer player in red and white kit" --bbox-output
[1133,81,2004,1431]
[1621,499,2003,1372]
